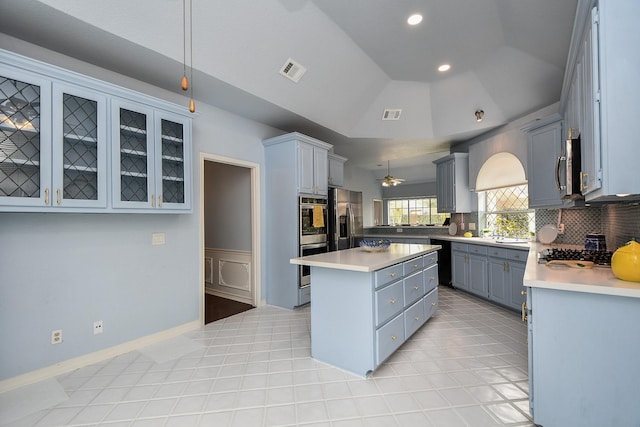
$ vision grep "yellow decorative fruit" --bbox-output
[611,239,640,282]
[464,231,473,238]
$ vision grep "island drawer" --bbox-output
[487,247,508,258]
[403,271,425,307]
[375,281,404,326]
[424,264,438,294]
[404,298,426,339]
[424,287,438,321]
[403,256,424,276]
[423,251,438,267]
[375,263,404,289]
[506,249,527,262]
[376,313,405,365]
[468,244,488,255]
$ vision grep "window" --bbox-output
[480,184,535,239]
[387,197,449,226]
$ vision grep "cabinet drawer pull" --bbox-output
[44,188,49,205]
[391,335,398,340]
[521,289,527,296]
[390,299,396,304]
[413,264,419,268]
[431,302,436,307]
[151,194,155,207]
[56,188,61,205]
[158,194,162,208]
[414,316,420,321]
[390,272,396,277]
[414,286,419,290]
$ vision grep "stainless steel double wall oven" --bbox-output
[299,196,328,293]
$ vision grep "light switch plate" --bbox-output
[152,232,166,245]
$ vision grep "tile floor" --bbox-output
[5,287,534,426]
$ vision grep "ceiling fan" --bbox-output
[381,160,405,187]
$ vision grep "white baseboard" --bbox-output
[0,320,201,394]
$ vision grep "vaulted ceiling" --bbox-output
[0,0,577,183]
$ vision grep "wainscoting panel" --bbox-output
[204,248,253,305]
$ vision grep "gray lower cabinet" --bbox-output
[455,242,527,311]
[528,287,640,426]
[451,242,488,298]
[310,251,439,376]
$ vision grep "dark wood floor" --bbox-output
[205,294,254,324]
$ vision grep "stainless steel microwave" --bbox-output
[556,128,583,200]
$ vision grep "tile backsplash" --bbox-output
[536,203,640,250]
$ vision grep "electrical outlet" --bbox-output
[93,320,103,335]
[152,232,165,245]
[396,228,403,232]
[469,222,476,231]
[558,223,565,234]
[51,329,62,344]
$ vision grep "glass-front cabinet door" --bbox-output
[0,67,52,207]
[52,83,107,208]
[155,114,191,210]
[112,100,155,209]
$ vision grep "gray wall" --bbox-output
[0,37,282,380]
[204,162,252,251]
[341,164,382,227]
[456,102,560,190]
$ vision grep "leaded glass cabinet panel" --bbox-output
[112,100,155,209]
[52,83,107,208]
[155,114,190,209]
[0,67,52,207]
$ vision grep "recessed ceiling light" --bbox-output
[407,14,423,26]
[438,64,451,72]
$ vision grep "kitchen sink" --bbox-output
[494,238,529,243]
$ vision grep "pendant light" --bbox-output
[181,0,195,113]
[181,0,189,91]
[188,0,195,113]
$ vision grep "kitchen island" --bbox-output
[291,243,440,376]
[523,244,640,427]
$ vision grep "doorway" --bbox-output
[200,153,261,324]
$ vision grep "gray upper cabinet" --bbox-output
[433,153,471,213]
[112,99,191,212]
[523,115,567,209]
[53,83,108,209]
[0,49,192,213]
[328,152,346,188]
[0,64,109,211]
[562,1,640,201]
[1,66,52,208]
[297,139,329,196]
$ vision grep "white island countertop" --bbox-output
[290,243,440,273]
[524,243,640,299]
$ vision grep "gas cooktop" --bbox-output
[538,248,613,266]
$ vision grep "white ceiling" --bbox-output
[0,0,577,183]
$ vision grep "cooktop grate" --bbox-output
[538,248,613,266]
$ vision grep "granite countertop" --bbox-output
[524,243,640,298]
[290,243,440,273]
[363,232,532,250]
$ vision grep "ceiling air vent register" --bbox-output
[279,58,307,83]
[382,109,402,121]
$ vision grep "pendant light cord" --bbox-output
[189,0,195,112]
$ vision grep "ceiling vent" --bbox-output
[382,109,402,121]
[279,58,307,83]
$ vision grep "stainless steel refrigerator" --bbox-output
[328,187,363,251]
